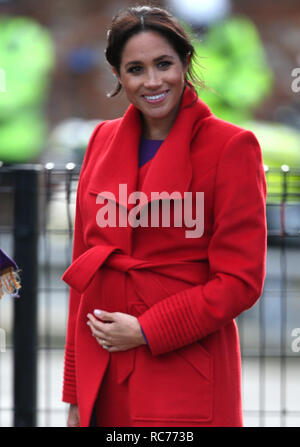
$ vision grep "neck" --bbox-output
[141,119,170,140]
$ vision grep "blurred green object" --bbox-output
[243,120,300,203]
[243,121,300,168]
[189,15,274,124]
[186,16,300,202]
[0,14,55,163]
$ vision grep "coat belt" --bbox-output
[62,244,206,385]
[62,244,195,294]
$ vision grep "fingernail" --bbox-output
[87,321,90,326]
[94,309,102,316]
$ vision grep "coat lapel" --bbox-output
[88,84,212,214]
[88,104,141,211]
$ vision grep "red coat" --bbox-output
[62,84,267,427]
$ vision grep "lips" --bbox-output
[142,90,169,104]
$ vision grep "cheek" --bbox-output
[166,69,186,87]
[122,80,140,100]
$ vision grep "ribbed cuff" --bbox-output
[62,345,77,404]
[138,287,203,356]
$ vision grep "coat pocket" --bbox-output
[129,341,213,423]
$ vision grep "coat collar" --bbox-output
[88,83,212,212]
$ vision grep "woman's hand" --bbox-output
[86,310,147,352]
[67,404,80,427]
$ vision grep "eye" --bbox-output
[127,65,143,74]
[157,60,172,69]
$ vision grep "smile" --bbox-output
[142,90,169,103]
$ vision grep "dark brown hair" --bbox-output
[105,4,205,98]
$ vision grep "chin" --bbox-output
[143,104,173,119]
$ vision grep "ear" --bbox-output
[112,67,121,82]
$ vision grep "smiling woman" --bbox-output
[105,6,204,140]
[62,4,267,428]
[105,6,204,92]
[113,31,189,140]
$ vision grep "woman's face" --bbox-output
[115,30,189,135]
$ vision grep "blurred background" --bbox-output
[0,0,299,427]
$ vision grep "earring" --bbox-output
[116,81,122,95]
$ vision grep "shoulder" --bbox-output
[204,116,264,176]
[80,117,122,170]
[89,117,122,145]
[197,109,255,143]
[193,108,262,161]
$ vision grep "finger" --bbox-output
[87,313,100,324]
[88,323,107,340]
[103,343,137,352]
[104,344,136,352]
[102,344,118,352]
[87,319,105,336]
[87,314,108,333]
[96,337,113,349]
[93,309,115,322]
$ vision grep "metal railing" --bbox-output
[0,163,299,427]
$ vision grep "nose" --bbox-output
[143,68,162,89]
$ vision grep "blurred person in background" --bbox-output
[168,0,300,201]
[168,0,273,125]
[62,5,267,427]
[0,0,55,164]
[0,248,21,299]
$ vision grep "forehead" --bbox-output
[121,30,178,63]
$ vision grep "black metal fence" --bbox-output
[0,163,299,427]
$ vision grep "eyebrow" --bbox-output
[125,54,175,69]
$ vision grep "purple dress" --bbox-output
[138,138,163,168]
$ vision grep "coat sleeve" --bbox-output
[62,122,106,404]
[138,129,267,356]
